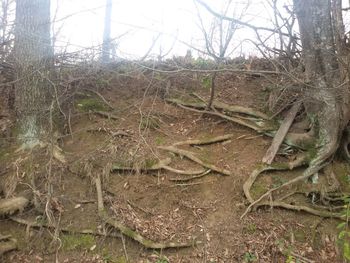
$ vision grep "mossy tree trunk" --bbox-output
[13,0,53,148]
[293,0,350,176]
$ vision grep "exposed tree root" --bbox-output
[9,215,131,240]
[93,111,120,120]
[168,97,345,219]
[166,97,270,119]
[95,175,201,249]
[162,166,207,175]
[0,196,29,216]
[243,154,308,203]
[158,145,232,176]
[0,235,17,256]
[169,169,211,182]
[111,158,172,172]
[257,201,342,219]
[171,101,266,131]
[173,134,234,146]
[112,134,233,177]
[111,158,207,175]
[167,98,315,149]
[263,102,301,164]
[241,152,348,219]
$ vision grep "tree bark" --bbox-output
[13,0,53,148]
[101,0,112,63]
[293,0,350,175]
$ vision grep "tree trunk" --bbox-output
[13,0,53,148]
[293,0,350,175]
[101,0,112,63]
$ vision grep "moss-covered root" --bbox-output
[241,154,309,219]
[95,176,201,249]
[0,238,17,256]
[0,197,29,216]
[111,158,172,172]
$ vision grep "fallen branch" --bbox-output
[262,102,301,164]
[158,145,232,176]
[95,175,200,249]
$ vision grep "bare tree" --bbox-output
[0,0,14,62]
[194,0,250,108]
[13,0,53,148]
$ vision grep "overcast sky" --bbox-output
[51,0,291,59]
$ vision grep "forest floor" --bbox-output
[0,64,345,262]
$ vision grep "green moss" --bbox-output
[0,147,11,162]
[271,174,287,188]
[293,229,306,242]
[61,234,95,251]
[201,76,212,90]
[76,98,108,112]
[198,148,212,163]
[243,223,257,234]
[250,182,267,199]
[144,158,158,168]
[155,136,166,145]
[333,162,350,192]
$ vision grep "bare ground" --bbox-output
[0,69,343,262]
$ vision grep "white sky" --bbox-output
[51,0,290,59]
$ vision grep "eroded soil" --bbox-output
[0,70,342,262]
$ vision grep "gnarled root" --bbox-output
[158,145,231,176]
[111,158,207,176]
[0,196,29,216]
[0,235,17,256]
[241,154,309,218]
[167,97,315,149]
[95,175,201,249]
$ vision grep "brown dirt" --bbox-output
[0,69,342,262]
